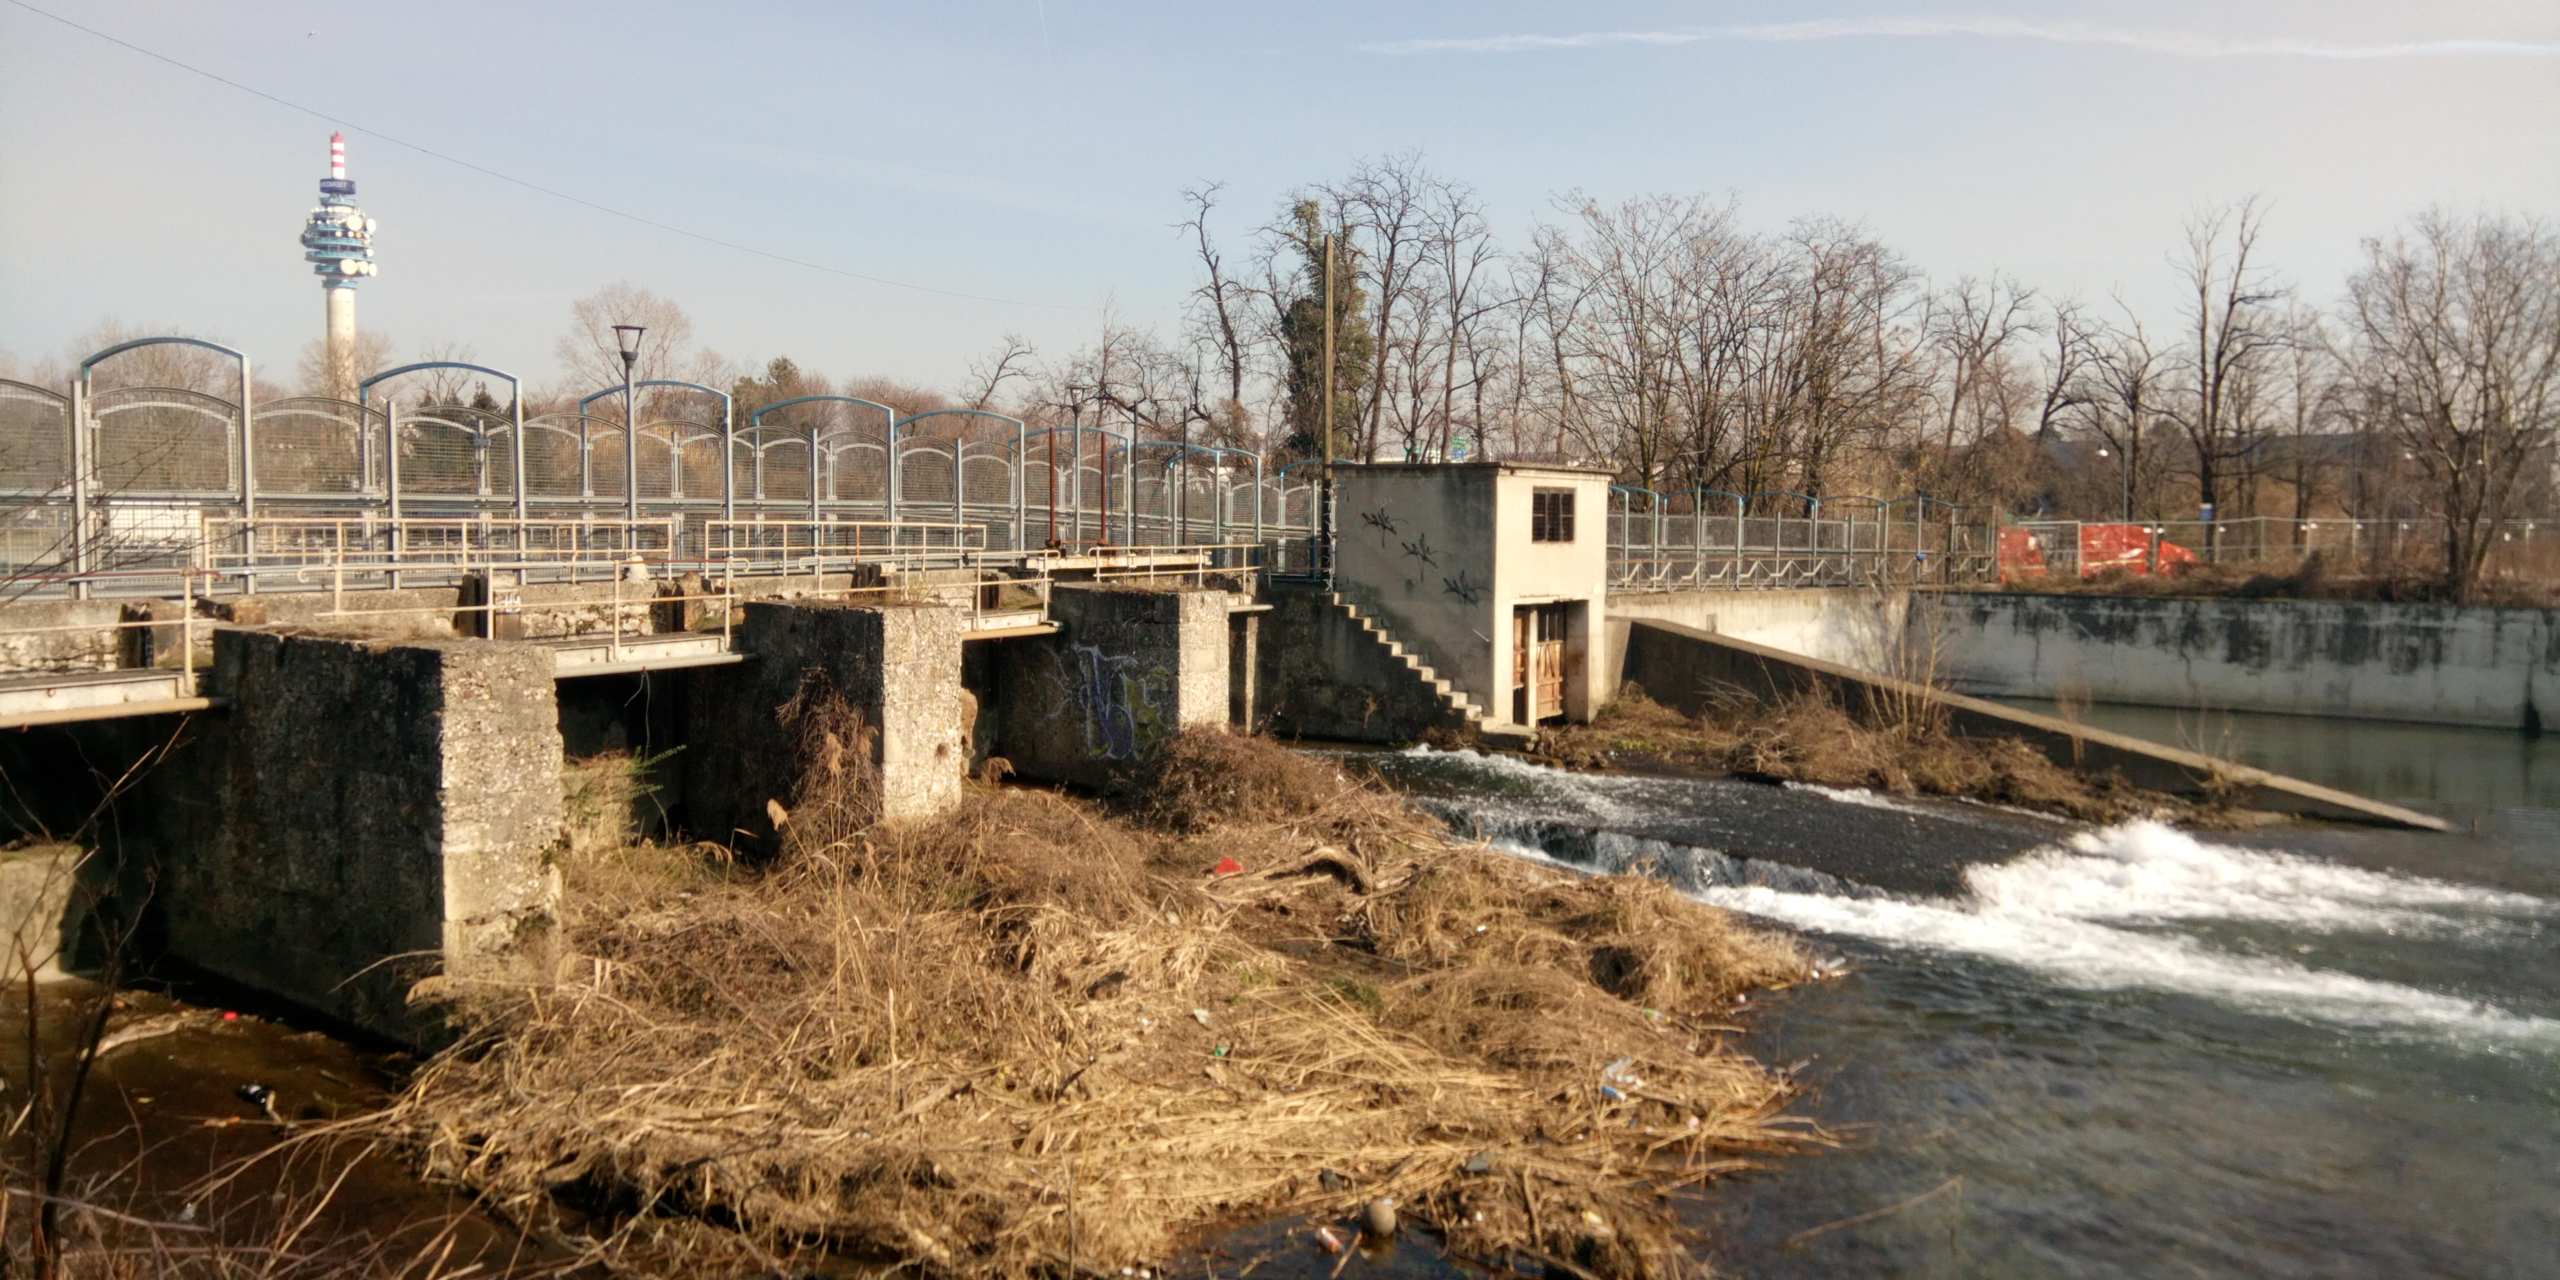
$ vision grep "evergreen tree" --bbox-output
[1276,200,1372,461]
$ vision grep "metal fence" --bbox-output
[2007,516,2560,583]
[1604,486,2000,589]
[0,341,1324,599]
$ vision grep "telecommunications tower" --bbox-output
[298,132,378,399]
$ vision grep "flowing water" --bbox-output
[1355,736,2560,1279]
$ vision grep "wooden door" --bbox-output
[1511,608,1532,723]
[1533,604,1567,721]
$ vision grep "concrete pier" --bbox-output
[686,601,971,845]
[152,631,564,1038]
[997,585,1232,786]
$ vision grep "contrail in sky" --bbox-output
[1358,17,2560,60]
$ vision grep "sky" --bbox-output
[2,0,2555,394]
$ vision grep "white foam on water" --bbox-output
[1967,820,2552,935]
[1390,745,1656,825]
[1696,821,2560,1049]
[1782,781,1942,818]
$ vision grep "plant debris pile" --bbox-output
[369,702,1812,1278]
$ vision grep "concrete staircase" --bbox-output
[1323,591,1504,737]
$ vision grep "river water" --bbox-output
[1354,729,2559,1279]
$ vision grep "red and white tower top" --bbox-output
[329,131,346,181]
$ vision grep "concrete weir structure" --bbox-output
[1915,590,2559,731]
[4,583,1253,1043]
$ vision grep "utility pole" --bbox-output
[1319,231,1336,572]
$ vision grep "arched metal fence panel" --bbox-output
[0,380,72,497]
[520,415,588,499]
[252,397,379,498]
[92,386,238,497]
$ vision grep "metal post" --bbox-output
[1252,455,1265,552]
[68,381,91,600]
[510,395,528,524]
[1012,422,1026,552]
[1732,495,1744,584]
[579,415,593,498]
[386,401,403,590]
[1319,231,1336,576]
[721,400,736,530]
[806,423,821,523]
[1122,426,1137,546]
[952,441,964,528]
[621,364,640,526]
[239,357,257,590]
[886,416,902,526]
[1070,426,1084,546]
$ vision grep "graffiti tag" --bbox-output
[1046,642,1168,761]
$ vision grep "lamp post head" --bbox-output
[612,324,646,374]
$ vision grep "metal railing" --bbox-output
[2004,516,2558,581]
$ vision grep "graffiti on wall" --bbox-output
[1441,569,1482,604]
[1043,641,1169,761]
[1361,508,1401,541]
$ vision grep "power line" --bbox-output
[4,0,1072,311]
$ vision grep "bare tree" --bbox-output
[2170,199,2289,540]
[554,282,729,403]
[2030,297,2095,445]
[294,330,396,398]
[1334,153,1434,460]
[2341,210,2560,599]
[2084,306,2168,519]
[1928,273,2038,456]
[961,333,1037,411]
[1178,183,1255,426]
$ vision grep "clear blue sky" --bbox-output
[3,0,2554,392]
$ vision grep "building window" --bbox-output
[1531,488,1576,542]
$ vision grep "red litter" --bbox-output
[1211,857,1244,877]
[222,1012,239,1022]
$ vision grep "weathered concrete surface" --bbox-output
[1608,588,1911,681]
[0,599,127,672]
[1258,585,1468,743]
[151,631,564,1039]
[999,585,1230,786]
[1917,589,2560,730]
[686,600,969,845]
[0,844,90,981]
[1619,617,2449,831]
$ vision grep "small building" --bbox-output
[1330,461,1611,729]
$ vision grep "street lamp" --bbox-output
[612,324,646,526]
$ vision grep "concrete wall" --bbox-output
[1253,586,1459,742]
[998,585,1231,786]
[1607,588,1911,683]
[151,631,564,1040]
[686,600,970,846]
[1618,617,2444,829]
[1334,466,1501,709]
[0,599,128,672]
[1917,590,2560,730]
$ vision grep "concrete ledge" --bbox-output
[1620,617,2450,831]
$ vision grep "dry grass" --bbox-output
[351,712,1813,1278]
[1540,687,2170,824]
